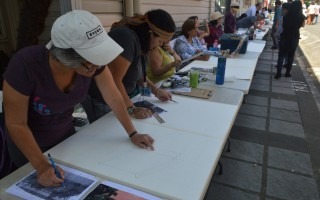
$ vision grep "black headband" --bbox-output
[231,6,240,9]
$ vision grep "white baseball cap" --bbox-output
[46,10,123,66]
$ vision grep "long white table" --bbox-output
[0,93,242,200]
[47,95,241,200]
[247,40,266,53]
[179,50,262,94]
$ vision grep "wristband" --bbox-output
[129,130,137,138]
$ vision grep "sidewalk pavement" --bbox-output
[203,38,320,200]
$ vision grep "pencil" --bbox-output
[48,153,65,187]
[170,99,178,103]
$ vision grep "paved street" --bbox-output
[204,26,320,200]
[299,22,320,96]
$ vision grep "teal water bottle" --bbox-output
[216,56,226,85]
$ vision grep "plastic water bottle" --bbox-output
[216,56,226,85]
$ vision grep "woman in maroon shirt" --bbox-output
[224,2,240,33]
[3,10,155,187]
[205,12,224,48]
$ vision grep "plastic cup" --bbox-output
[189,70,199,88]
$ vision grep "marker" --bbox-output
[48,153,64,187]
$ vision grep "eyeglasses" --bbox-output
[80,62,103,71]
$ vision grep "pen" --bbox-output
[170,99,178,103]
[48,153,64,187]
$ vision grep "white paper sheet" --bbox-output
[6,164,98,200]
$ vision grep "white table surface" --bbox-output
[178,51,261,94]
[46,95,239,200]
[0,95,241,200]
[247,40,266,53]
[255,27,269,40]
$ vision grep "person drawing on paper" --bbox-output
[188,16,210,48]
[82,9,175,123]
[236,13,266,31]
[147,40,182,84]
[173,19,210,61]
[3,10,155,188]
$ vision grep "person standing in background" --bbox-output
[271,0,282,50]
[307,1,316,25]
[313,3,319,24]
[275,3,291,69]
[224,2,240,33]
[274,1,305,79]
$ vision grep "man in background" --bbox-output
[246,2,263,17]
[271,0,282,50]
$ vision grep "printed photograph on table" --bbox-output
[84,181,161,200]
[134,100,166,114]
[6,165,98,200]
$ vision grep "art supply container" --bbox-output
[189,70,199,88]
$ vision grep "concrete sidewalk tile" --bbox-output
[257,60,272,65]
[250,83,270,92]
[256,63,271,68]
[239,104,268,117]
[269,119,305,138]
[256,66,272,72]
[272,81,292,88]
[207,183,259,200]
[235,114,266,131]
[267,168,319,200]
[223,139,264,164]
[274,76,293,82]
[254,73,270,80]
[252,78,270,85]
[271,99,299,111]
[270,108,302,123]
[268,147,313,175]
[272,86,296,95]
[214,158,262,192]
[245,95,268,106]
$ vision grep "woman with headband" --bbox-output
[83,9,176,122]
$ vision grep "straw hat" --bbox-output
[230,2,240,12]
[211,12,224,21]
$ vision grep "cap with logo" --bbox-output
[46,10,123,66]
